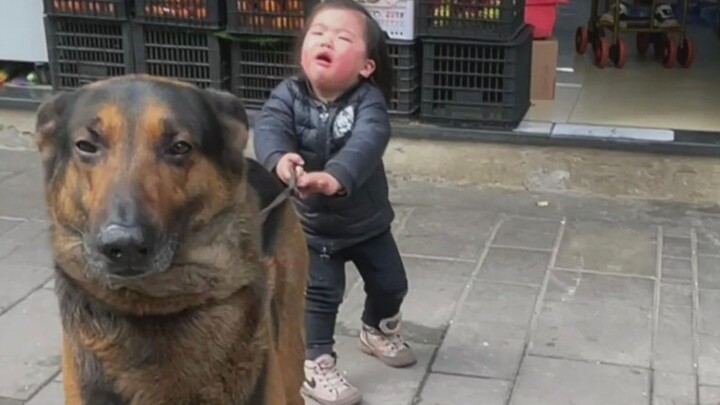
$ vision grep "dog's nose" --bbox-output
[98,224,149,269]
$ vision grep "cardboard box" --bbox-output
[531,38,558,101]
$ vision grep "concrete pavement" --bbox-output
[2,140,720,404]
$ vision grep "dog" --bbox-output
[34,74,309,405]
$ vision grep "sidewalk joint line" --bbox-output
[691,228,701,405]
[507,217,566,404]
[649,226,663,403]
[411,216,506,404]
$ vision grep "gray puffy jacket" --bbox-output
[253,76,394,254]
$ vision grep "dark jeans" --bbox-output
[305,229,409,360]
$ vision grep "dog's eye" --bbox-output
[75,140,98,155]
[168,141,192,156]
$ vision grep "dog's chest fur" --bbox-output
[57,272,269,405]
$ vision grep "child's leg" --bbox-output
[304,246,346,360]
[302,246,363,405]
[349,229,416,368]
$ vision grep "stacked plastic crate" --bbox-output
[226,0,315,110]
[355,0,421,117]
[416,0,533,128]
[43,0,135,90]
[132,0,229,89]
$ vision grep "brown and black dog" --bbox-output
[34,74,308,405]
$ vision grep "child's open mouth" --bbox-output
[315,52,333,68]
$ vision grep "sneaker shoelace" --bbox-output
[318,361,349,391]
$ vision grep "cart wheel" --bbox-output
[678,38,696,68]
[576,26,590,54]
[663,38,678,67]
[595,37,611,68]
[611,39,629,68]
[636,33,651,56]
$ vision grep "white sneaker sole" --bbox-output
[358,334,418,368]
[301,385,363,405]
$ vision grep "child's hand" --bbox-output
[297,172,343,198]
[275,153,305,185]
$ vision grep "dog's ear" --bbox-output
[35,91,77,183]
[203,89,250,174]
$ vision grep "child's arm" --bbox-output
[323,86,390,196]
[253,80,298,175]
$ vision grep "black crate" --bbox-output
[388,39,420,117]
[133,24,230,90]
[227,0,320,36]
[134,0,225,29]
[420,25,532,129]
[230,36,297,109]
[417,0,525,41]
[44,0,129,21]
[45,17,134,91]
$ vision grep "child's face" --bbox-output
[300,8,376,100]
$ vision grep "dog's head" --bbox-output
[36,75,251,294]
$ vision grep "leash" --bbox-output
[258,168,299,224]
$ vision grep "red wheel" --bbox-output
[636,33,651,56]
[576,26,590,54]
[595,37,611,68]
[663,38,678,67]
[612,39,629,68]
[678,38,696,68]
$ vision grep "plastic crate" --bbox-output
[133,25,230,90]
[134,0,225,29]
[44,17,134,91]
[356,0,416,40]
[227,0,320,35]
[43,0,129,21]
[417,0,526,41]
[230,37,297,109]
[419,25,532,129]
[387,39,420,117]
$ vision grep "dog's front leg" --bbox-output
[62,333,83,405]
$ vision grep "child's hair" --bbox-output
[295,0,393,104]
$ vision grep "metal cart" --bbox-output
[574,0,696,68]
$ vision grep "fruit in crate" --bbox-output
[52,0,117,15]
[144,0,209,20]
[430,0,502,25]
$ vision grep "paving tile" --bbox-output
[454,282,538,326]
[0,169,47,220]
[433,283,537,379]
[26,381,63,405]
[662,257,693,281]
[663,236,692,258]
[653,372,696,405]
[492,217,559,250]
[700,289,720,337]
[337,258,473,345]
[0,288,62,400]
[396,206,497,260]
[531,271,653,367]
[0,218,22,237]
[654,284,694,373]
[0,265,52,314]
[0,398,23,405]
[698,255,720,290]
[700,386,720,405]
[556,220,656,276]
[697,231,720,256]
[699,333,720,386]
[305,336,434,405]
[0,220,48,260]
[476,247,551,286]
[509,356,650,405]
[0,150,39,174]
[0,227,53,268]
[417,373,510,405]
